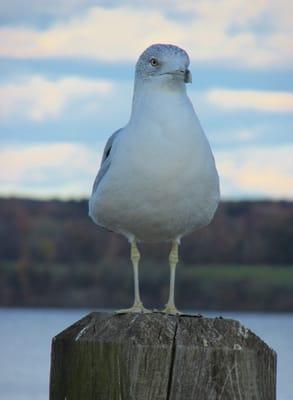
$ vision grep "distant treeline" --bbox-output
[0,197,292,310]
[0,197,292,265]
[1,262,293,311]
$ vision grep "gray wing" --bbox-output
[91,129,121,195]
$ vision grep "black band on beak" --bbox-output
[184,69,192,83]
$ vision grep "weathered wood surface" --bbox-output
[50,312,276,400]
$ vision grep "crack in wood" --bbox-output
[166,317,179,400]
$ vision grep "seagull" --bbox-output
[89,44,220,315]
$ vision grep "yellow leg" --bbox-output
[116,240,150,314]
[163,241,181,315]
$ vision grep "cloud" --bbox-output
[216,145,293,198]
[210,127,264,146]
[205,89,293,113]
[0,0,99,21]
[0,142,102,197]
[0,75,114,121]
[0,1,292,68]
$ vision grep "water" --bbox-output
[0,308,292,400]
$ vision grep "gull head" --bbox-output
[135,44,192,86]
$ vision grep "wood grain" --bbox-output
[49,312,276,400]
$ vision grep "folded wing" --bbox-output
[91,128,122,195]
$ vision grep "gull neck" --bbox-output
[130,77,187,121]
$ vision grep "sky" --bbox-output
[0,0,292,200]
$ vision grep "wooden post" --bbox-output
[50,312,276,400]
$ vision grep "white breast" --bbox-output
[89,87,220,242]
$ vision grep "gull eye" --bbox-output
[149,58,159,67]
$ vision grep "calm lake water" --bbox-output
[0,308,292,400]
